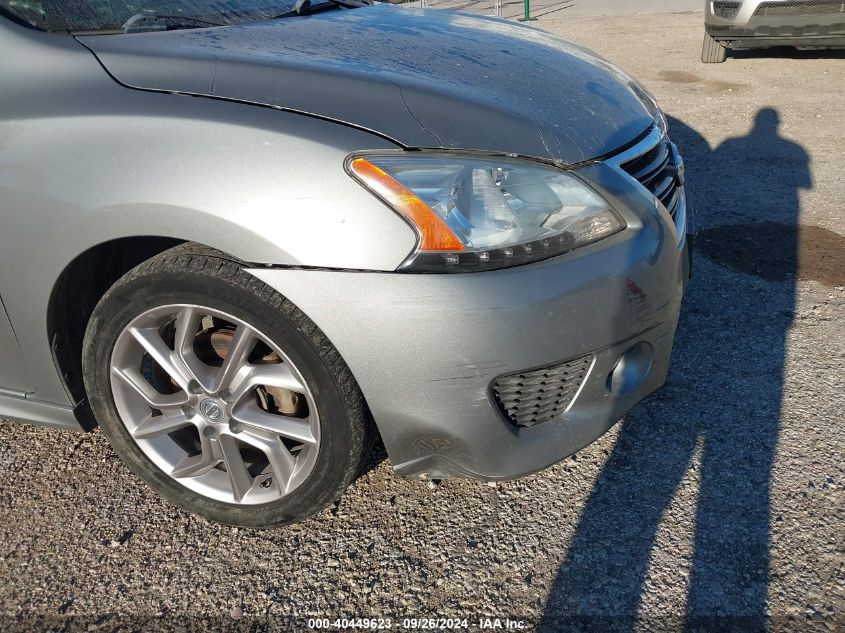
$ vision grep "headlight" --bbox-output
[348,154,625,272]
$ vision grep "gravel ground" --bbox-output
[1,10,844,633]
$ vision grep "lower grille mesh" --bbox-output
[714,1,741,19]
[754,1,845,16]
[493,355,593,428]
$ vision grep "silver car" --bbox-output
[703,0,845,62]
[0,1,690,527]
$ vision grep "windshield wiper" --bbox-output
[272,0,371,19]
[123,10,224,33]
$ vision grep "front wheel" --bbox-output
[82,244,374,527]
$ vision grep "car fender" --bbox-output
[0,29,415,404]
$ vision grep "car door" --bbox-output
[0,295,34,393]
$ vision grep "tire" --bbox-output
[82,243,374,528]
[702,33,728,63]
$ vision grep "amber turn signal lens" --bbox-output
[349,157,464,252]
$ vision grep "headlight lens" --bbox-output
[349,154,625,271]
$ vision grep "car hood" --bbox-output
[79,5,657,164]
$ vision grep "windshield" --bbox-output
[0,1,304,32]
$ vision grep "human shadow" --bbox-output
[539,108,813,631]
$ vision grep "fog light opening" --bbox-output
[607,342,654,396]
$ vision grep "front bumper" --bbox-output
[705,1,845,46]
[250,162,688,480]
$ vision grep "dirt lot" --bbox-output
[1,9,843,632]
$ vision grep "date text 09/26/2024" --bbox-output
[307,618,528,629]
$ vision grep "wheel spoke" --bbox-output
[172,307,216,391]
[214,325,256,392]
[232,400,316,445]
[129,326,190,391]
[219,435,255,502]
[236,428,296,494]
[170,433,220,478]
[255,363,305,392]
[173,307,201,357]
[131,411,193,440]
[111,366,189,409]
[230,363,305,403]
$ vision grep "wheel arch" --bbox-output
[46,238,379,441]
[48,236,185,428]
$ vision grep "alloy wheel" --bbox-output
[109,304,320,505]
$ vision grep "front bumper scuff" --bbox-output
[249,163,687,480]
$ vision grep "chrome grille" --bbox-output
[493,355,592,428]
[713,1,741,18]
[754,1,845,16]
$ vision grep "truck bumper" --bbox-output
[706,0,845,47]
